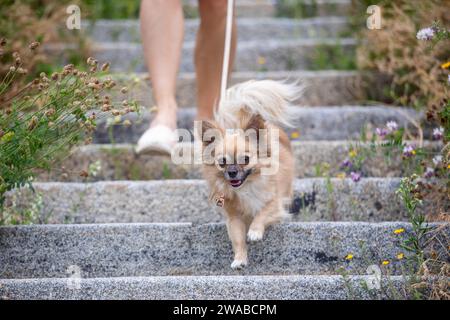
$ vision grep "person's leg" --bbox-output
[140,0,184,130]
[195,0,237,120]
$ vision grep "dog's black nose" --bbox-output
[227,168,238,178]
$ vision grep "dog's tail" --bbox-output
[215,80,303,128]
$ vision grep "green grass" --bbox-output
[310,43,356,70]
[276,0,318,19]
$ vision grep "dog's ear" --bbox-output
[197,120,220,146]
[245,114,271,157]
[244,114,265,140]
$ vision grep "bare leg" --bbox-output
[195,0,237,120]
[140,0,183,130]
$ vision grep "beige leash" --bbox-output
[214,0,234,208]
[219,0,234,104]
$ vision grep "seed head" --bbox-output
[29,41,40,50]
[79,170,89,178]
[101,62,110,72]
[27,116,39,131]
[16,67,27,74]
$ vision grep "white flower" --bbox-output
[386,121,398,132]
[432,127,444,140]
[416,27,435,40]
[432,155,442,166]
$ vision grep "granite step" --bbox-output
[6,178,431,224]
[109,70,363,107]
[36,141,441,182]
[46,38,356,72]
[83,17,350,43]
[92,106,424,144]
[183,0,352,18]
[0,275,410,300]
[183,0,276,18]
[1,222,445,279]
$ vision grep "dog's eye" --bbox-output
[243,155,250,165]
[217,157,227,168]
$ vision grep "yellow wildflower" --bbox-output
[257,56,266,65]
[382,260,390,265]
[349,149,357,158]
[447,164,450,169]
[336,172,346,179]
[441,61,450,69]
[345,254,354,261]
[394,228,405,235]
[290,131,300,139]
[397,253,404,260]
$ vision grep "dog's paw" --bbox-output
[247,229,264,242]
[231,259,247,269]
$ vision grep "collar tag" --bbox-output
[214,194,225,207]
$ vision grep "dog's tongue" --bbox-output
[230,180,242,187]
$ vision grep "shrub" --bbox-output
[350,4,449,296]
[0,0,90,99]
[0,39,137,222]
[355,1,449,117]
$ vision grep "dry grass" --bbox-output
[0,0,90,102]
[356,0,449,118]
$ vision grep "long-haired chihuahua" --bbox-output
[197,80,302,269]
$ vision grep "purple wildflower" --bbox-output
[386,121,398,133]
[403,144,416,157]
[416,27,435,40]
[341,158,353,168]
[432,127,444,140]
[350,171,361,182]
[375,127,388,138]
[424,167,434,179]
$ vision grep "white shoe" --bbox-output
[135,125,177,155]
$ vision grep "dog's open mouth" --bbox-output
[229,179,244,188]
[228,169,252,188]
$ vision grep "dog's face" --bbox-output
[215,133,257,189]
[199,114,267,190]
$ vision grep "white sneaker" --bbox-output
[135,125,177,155]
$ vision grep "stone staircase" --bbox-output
[0,0,444,300]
